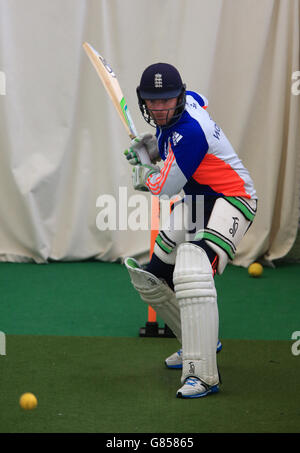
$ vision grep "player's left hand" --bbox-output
[132,164,160,191]
[124,147,143,165]
[124,133,160,166]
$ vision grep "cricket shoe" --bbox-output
[176,377,219,399]
[165,340,222,369]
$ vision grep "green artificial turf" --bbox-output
[0,261,299,340]
[0,261,299,433]
[0,335,299,433]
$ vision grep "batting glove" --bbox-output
[124,133,160,166]
[132,163,160,192]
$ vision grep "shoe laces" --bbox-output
[185,377,199,387]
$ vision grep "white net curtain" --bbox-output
[0,0,299,266]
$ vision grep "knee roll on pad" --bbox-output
[153,228,184,266]
[173,243,219,386]
[125,257,181,342]
[196,197,256,275]
[153,201,186,265]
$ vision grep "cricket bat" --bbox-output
[83,41,159,328]
[83,42,137,139]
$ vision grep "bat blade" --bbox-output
[83,42,137,139]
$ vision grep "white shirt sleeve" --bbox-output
[146,148,187,197]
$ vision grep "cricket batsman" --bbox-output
[124,63,257,398]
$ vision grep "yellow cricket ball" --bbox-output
[19,392,38,410]
[248,262,263,277]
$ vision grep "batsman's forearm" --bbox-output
[146,155,187,197]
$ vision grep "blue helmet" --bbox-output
[137,62,186,128]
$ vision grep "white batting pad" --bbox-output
[125,257,181,342]
[173,243,219,386]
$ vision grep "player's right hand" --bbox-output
[132,163,160,191]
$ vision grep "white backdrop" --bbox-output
[0,0,299,265]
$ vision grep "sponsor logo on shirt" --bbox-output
[172,131,183,146]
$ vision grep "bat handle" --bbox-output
[129,133,152,165]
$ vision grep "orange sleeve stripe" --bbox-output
[150,147,174,187]
[147,154,175,194]
[146,147,175,194]
[147,151,172,189]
